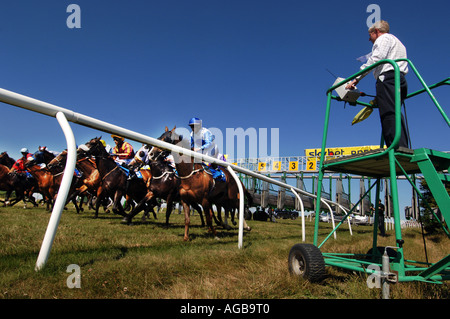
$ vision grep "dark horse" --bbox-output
[83,137,147,219]
[0,152,39,207]
[25,148,82,212]
[48,148,112,214]
[124,145,204,227]
[150,127,254,235]
[149,127,237,241]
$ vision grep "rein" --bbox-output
[101,165,121,181]
[176,168,204,179]
[152,170,173,180]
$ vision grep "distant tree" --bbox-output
[419,179,449,234]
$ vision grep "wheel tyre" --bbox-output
[288,243,325,282]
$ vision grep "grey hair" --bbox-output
[368,20,390,33]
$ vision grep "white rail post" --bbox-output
[341,205,353,236]
[227,166,244,249]
[35,112,77,271]
[290,188,306,242]
[321,199,336,239]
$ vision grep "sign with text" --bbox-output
[305,145,383,160]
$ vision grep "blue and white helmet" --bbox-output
[188,117,202,127]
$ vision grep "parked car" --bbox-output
[352,214,372,225]
[319,212,345,223]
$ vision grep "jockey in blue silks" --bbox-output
[189,117,220,159]
[189,117,225,181]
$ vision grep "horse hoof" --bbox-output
[214,236,221,241]
[245,227,252,231]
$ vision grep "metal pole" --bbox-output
[227,166,244,249]
[35,112,77,271]
[290,188,305,242]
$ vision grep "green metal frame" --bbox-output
[314,59,450,284]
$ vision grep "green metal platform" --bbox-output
[309,59,449,285]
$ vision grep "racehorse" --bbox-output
[0,163,25,206]
[1,152,39,208]
[125,146,204,227]
[2,170,40,208]
[150,127,253,234]
[48,148,110,214]
[82,137,148,219]
[148,126,235,241]
[27,148,57,167]
[0,152,15,168]
[25,150,82,212]
[0,153,21,206]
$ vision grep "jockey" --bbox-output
[111,134,135,166]
[189,117,221,160]
[11,148,33,175]
[189,117,225,181]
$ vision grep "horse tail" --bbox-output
[242,183,254,208]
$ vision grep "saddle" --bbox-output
[117,164,143,179]
[202,163,226,182]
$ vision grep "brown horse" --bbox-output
[0,163,24,206]
[151,127,254,233]
[124,147,204,226]
[1,152,41,208]
[25,153,82,212]
[48,148,110,214]
[0,152,15,168]
[149,126,234,241]
[83,137,148,219]
[0,153,24,206]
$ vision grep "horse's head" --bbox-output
[82,137,108,158]
[47,150,67,171]
[148,126,185,161]
[0,152,15,168]
[28,147,56,167]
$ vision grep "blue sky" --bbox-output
[1,0,448,213]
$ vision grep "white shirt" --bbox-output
[357,33,408,81]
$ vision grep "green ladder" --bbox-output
[411,148,450,224]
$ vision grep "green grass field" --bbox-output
[0,203,448,300]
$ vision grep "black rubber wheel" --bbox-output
[288,243,325,282]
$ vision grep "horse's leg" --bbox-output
[202,199,217,238]
[27,192,38,207]
[191,202,205,227]
[112,191,128,218]
[94,188,105,218]
[222,207,232,230]
[181,201,191,241]
[165,196,174,227]
[231,207,251,231]
[213,205,223,226]
[125,191,153,224]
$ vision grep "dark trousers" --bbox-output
[376,71,410,148]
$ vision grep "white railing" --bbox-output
[0,87,347,270]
